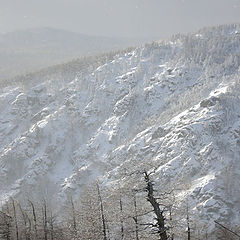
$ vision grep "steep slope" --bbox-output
[0,24,240,238]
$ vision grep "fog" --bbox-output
[1,0,240,39]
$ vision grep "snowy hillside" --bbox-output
[0,24,240,238]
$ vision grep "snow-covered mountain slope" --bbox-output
[0,24,240,236]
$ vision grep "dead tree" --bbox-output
[11,198,19,240]
[76,184,104,239]
[215,221,240,239]
[96,183,107,240]
[144,171,168,240]
[186,200,190,240]
[42,200,48,240]
[49,211,54,240]
[132,194,139,240]
[28,200,38,239]
[18,202,31,240]
[0,210,12,240]
[119,196,124,240]
[70,196,77,239]
[169,206,174,240]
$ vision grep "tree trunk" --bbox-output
[18,202,30,240]
[43,200,48,240]
[119,196,124,240]
[11,198,19,240]
[49,211,54,240]
[28,200,38,240]
[144,171,168,240]
[70,196,77,239]
[187,202,190,240]
[133,195,139,240]
[97,183,107,240]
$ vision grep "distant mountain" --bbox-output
[0,27,138,80]
[0,24,240,238]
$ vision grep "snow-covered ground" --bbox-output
[0,24,240,238]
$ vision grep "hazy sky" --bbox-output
[1,0,240,39]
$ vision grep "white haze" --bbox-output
[0,0,240,39]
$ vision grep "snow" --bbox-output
[0,24,240,238]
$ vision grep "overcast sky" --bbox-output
[1,0,240,39]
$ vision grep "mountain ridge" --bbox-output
[0,27,138,80]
